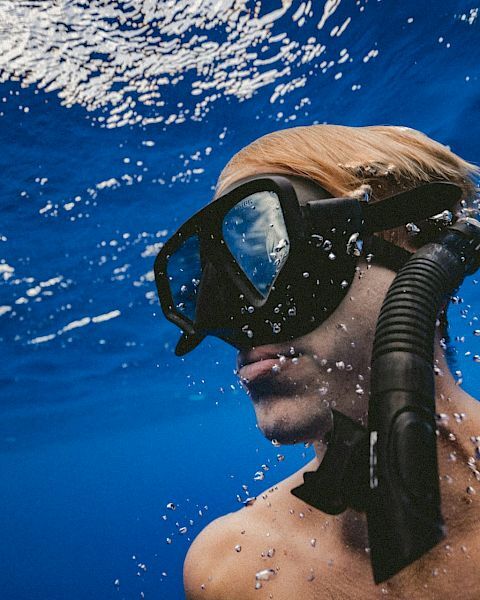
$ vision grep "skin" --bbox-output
[183,239,480,599]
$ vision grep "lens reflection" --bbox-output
[167,235,202,321]
[222,191,290,297]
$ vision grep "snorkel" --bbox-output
[293,214,480,582]
[367,217,480,581]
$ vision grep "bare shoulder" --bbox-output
[183,508,261,600]
[184,460,323,600]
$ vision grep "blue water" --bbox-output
[1,1,479,598]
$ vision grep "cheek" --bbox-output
[300,313,375,373]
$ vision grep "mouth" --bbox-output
[237,346,301,383]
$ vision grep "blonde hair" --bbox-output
[216,125,479,251]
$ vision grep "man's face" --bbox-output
[236,262,396,444]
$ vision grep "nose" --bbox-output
[194,260,240,342]
[174,261,235,356]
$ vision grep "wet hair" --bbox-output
[216,124,479,252]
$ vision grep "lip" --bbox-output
[238,358,281,382]
[237,346,300,369]
[237,346,301,383]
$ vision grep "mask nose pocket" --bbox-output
[195,261,232,334]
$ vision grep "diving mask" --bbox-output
[154,174,461,355]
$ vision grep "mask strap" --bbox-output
[362,236,413,272]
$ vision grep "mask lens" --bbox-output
[222,191,290,297]
[167,234,202,322]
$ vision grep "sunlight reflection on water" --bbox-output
[0,0,357,127]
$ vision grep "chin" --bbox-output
[253,396,332,445]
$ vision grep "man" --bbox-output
[155,125,480,598]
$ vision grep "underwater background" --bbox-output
[1,1,479,598]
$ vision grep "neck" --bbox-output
[433,344,480,531]
[312,332,480,457]
[309,339,480,548]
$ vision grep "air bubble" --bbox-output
[406,223,420,235]
[346,232,362,256]
[274,238,289,253]
[242,325,254,338]
[322,240,332,251]
[255,569,276,581]
[430,210,453,224]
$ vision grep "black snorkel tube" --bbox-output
[292,205,480,582]
[367,216,480,582]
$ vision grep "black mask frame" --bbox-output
[154,175,462,355]
[155,176,308,329]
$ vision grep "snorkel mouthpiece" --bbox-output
[368,217,480,582]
